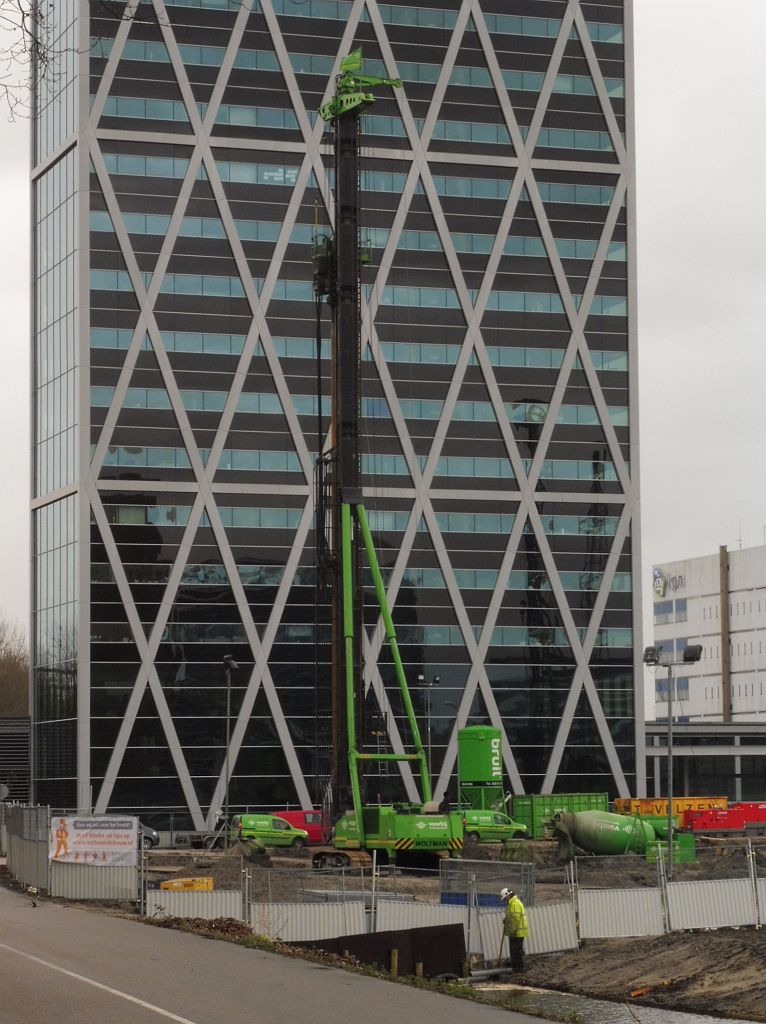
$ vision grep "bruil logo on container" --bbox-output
[490,737,502,779]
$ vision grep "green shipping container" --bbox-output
[512,793,609,838]
[646,833,697,864]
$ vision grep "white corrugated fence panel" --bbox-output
[478,902,577,960]
[376,901,467,939]
[579,888,664,938]
[250,902,366,942]
[667,878,757,930]
[145,890,242,920]
[7,835,49,890]
[478,909,504,962]
[51,862,138,900]
[527,901,579,953]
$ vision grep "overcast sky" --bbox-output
[0,2,764,718]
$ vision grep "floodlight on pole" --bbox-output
[418,672,441,784]
[643,642,702,878]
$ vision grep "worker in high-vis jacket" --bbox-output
[500,887,529,971]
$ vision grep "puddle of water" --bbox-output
[477,983,754,1024]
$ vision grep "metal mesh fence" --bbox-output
[574,852,661,889]
[751,839,766,878]
[440,858,535,907]
[5,804,49,842]
[574,842,765,887]
[246,864,441,905]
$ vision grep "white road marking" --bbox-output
[0,940,202,1023]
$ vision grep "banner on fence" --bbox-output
[49,816,138,866]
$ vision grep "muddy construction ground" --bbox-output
[146,838,766,1020]
[509,930,766,1022]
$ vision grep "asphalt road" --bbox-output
[0,885,550,1024]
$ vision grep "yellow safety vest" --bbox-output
[503,895,529,938]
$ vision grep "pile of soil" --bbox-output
[514,929,766,1022]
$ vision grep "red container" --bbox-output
[684,803,766,831]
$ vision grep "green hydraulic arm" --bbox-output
[319,49,402,123]
[342,503,434,831]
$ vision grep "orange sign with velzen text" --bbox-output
[49,816,138,866]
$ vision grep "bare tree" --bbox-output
[0,616,29,716]
[0,0,49,116]
[0,0,167,117]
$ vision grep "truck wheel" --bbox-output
[467,831,480,843]
[292,837,307,850]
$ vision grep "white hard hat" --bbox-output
[500,887,513,899]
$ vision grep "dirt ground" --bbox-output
[148,839,766,1020]
[507,930,766,1022]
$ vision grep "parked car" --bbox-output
[230,814,309,848]
[462,810,527,843]
[138,822,160,849]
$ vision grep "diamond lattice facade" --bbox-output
[32,0,642,825]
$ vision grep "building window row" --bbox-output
[92,211,626,266]
[533,127,615,153]
[91,560,631,598]
[91,328,248,355]
[96,504,623,542]
[532,459,618,483]
[365,226,626,262]
[100,445,302,473]
[655,677,690,702]
[92,386,628,439]
[99,151,620,216]
[268,0,624,46]
[174,269,602,323]
[102,503,304,530]
[653,598,687,625]
[88,329,628,378]
[362,453,514,479]
[364,509,516,535]
[377,342,627,373]
[91,620,622,647]
[95,38,624,100]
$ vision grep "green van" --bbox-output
[462,810,527,843]
[230,814,309,848]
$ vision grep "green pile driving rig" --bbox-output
[311,50,464,869]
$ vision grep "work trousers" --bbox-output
[507,936,525,972]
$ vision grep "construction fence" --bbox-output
[3,803,139,901]
[4,803,766,957]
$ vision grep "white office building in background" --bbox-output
[652,545,766,722]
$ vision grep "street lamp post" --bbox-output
[643,643,702,879]
[417,672,440,782]
[222,655,239,849]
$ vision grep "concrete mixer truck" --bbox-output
[553,810,696,863]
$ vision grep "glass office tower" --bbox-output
[32,0,641,825]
